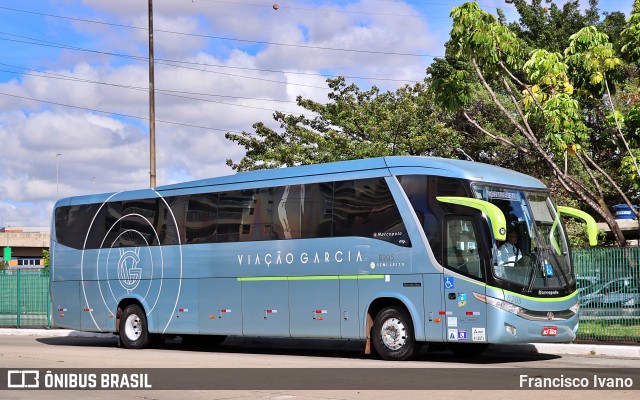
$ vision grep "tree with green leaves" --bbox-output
[429,1,639,246]
[505,0,600,53]
[42,249,50,272]
[225,0,639,246]
[225,77,463,171]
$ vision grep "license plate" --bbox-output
[541,326,558,336]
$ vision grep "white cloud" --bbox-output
[0,0,442,227]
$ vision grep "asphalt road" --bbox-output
[0,334,639,399]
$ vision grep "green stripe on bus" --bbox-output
[496,287,579,302]
[237,275,385,282]
[453,278,578,302]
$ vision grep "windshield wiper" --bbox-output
[524,250,546,293]
[525,225,569,293]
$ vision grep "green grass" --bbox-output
[578,320,640,341]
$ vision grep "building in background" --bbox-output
[0,227,50,268]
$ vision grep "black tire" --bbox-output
[119,304,149,349]
[448,343,488,357]
[371,306,418,361]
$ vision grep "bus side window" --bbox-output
[273,185,303,240]
[272,183,334,240]
[445,217,483,280]
[333,178,409,246]
[217,192,245,242]
[242,188,274,241]
[398,175,441,258]
[301,182,333,239]
[184,194,218,243]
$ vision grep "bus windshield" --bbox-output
[473,185,573,293]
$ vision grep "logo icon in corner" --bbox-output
[118,248,142,293]
[7,370,40,388]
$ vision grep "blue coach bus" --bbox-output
[50,156,596,360]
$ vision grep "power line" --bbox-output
[0,32,420,90]
[0,91,247,133]
[0,32,425,91]
[197,0,500,14]
[0,63,295,105]
[368,0,500,8]
[197,0,430,18]
[0,64,320,116]
[155,59,420,84]
[0,33,331,90]
[0,5,441,58]
[0,3,440,134]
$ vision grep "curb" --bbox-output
[492,343,640,359]
[1,329,638,359]
[0,328,115,338]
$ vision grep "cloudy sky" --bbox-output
[0,0,633,228]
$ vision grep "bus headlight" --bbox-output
[474,293,524,317]
[569,302,580,314]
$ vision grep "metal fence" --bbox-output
[0,248,638,342]
[573,247,640,343]
[0,269,50,328]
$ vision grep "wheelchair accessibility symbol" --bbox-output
[444,276,454,289]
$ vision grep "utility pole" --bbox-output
[148,0,157,188]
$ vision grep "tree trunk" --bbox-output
[597,203,627,246]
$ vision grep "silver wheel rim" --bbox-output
[124,314,142,341]
[380,317,407,350]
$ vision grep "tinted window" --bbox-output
[445,216,483,279]
[184,194,218,243]
[437,177,467,197]
[117,199,158,247]
[217,192,248,242]
[399,175,439,258]
[273,185,303,239]
[55,203,102,249]
[333,178,409,246]
[56,178,410,249]
[301,183,334,238]
[399,175,470,262]
[239,188,274,242]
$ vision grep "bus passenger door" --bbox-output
[442,215,488,345]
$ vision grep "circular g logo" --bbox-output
[118,248,141,293]
[80,192,182,334]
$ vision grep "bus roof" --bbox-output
[156,156,546,191]
[56,156,546,207]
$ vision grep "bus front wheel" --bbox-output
[119,304,149,349]
[372,306,417,361]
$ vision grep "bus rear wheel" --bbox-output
[372,306,417,361]
[119,304,149,349]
